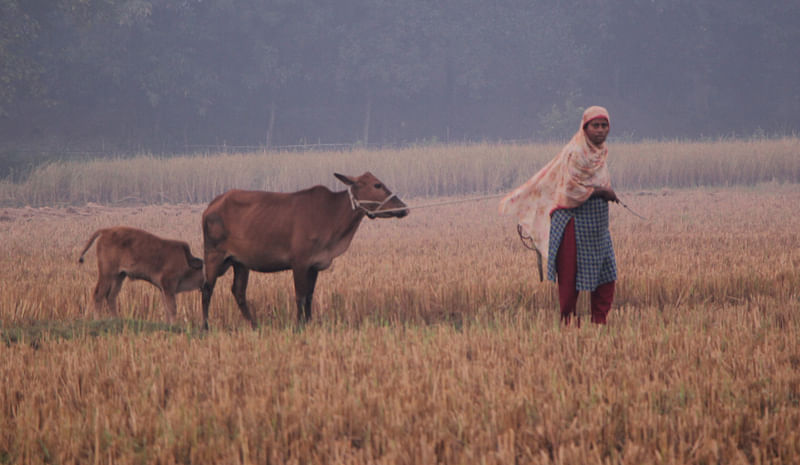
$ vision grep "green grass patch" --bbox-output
[1,318,200,346]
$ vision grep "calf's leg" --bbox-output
[160,277,179,324]
[92,275,112,317]
[93,273,124,317]
[161,291,178,324]
[106,274,125,316]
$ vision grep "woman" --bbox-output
[499,106,618,325]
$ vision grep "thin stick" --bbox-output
[517,224,544,282]
[616,199,648,220]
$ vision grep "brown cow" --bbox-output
[78,226,205,323]
[201,172,408,329]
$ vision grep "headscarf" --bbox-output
[499,106,611,259]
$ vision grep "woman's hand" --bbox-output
[590,186,619,203]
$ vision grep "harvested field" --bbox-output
[1,184,799,463]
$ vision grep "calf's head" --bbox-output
[177,255,205,292]
[335,172,409,219]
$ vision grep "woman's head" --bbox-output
[582,106,610,146]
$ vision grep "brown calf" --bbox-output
[78,226,204,323]
[201,172,408,329]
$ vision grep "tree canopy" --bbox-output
[1,0,798,152]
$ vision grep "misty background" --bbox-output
[1,1,798,168]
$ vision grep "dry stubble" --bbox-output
[1,185,799,463]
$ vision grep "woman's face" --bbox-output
[584,118,610,146]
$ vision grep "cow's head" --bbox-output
[335,172,409,219]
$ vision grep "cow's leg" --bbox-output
[304,268,319,322]
[201,282,214,330]
[201,251,230,330]
[231,263,257,329]
[106,274,125,317]
[292,267,319,324]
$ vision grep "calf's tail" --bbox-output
[78,229,104,264]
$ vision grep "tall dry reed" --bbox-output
[1,138,798,207]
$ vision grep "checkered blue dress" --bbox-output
[547,197,617,290]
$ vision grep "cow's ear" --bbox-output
[334,173,355,185]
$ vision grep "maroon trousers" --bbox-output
[556,218,615,326]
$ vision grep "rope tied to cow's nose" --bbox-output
[347,185,400,216]
[348,188,648,220]
[364,192,509,215]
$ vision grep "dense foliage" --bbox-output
[1,0,798,152]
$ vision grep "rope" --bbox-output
[375,191,648,222]
[347,186,401,218]
[363,190,644,282]
[369,192,507,214]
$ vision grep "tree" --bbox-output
[0,0,43,116]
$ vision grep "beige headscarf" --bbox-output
[499,106,611,259]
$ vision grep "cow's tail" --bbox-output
[78,229,104,264]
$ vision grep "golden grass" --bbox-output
[1,184,799,463]
[1,186,797,326]
[2,314,798,464]
[1,138,798,207]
